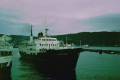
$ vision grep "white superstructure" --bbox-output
[19,25,73,55]
[34,27,60,49]
[35,37,60,50]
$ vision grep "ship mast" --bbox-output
[31,24,33,36]
[30,24,33,43]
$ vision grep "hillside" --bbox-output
[54,32,120,46]
[4,32,120,47]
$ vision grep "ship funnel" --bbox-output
[38,32,43,37]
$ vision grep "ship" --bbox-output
[19,25,82,73]
[0,35,13,79]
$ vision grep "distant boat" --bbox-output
[0,35,13,75]
[19,25,82,72]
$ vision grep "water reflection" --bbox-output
[35,63,76,80]
[12,58,76,80]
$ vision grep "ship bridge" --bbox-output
[35,37,60,50]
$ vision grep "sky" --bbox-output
[0,0,120,35]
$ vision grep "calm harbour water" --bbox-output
[10,48,120,80]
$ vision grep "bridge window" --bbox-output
[51,44,52,46]
[42,39,45,41]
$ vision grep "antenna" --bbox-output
[65,35,68,47]
[43,17,49,37]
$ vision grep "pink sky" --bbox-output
[0,0,120,35]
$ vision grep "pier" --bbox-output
[81,47,120,55]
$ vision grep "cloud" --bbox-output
[0,9,30,35]
[80,14,120,31]
[1,0,120,20]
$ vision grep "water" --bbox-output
[76,51,120,80]
[11,48,120,80]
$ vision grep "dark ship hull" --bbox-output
[19,48,82,73]
[0,62,12,80]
